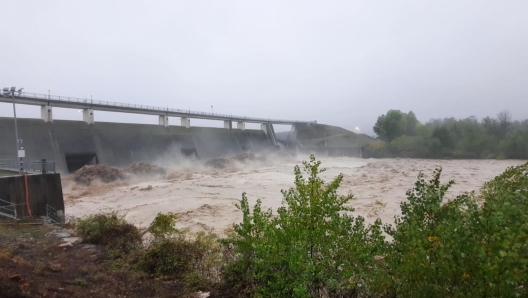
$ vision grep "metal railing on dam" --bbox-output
[0,159,56,174]
[0,91,316,125]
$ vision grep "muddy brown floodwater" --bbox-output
[63,156,526,233]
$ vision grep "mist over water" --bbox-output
[63,154,524,233]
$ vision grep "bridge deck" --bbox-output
[0,92,314,125]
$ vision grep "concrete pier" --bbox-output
[82,109,94,124]
[237,122,245,130]
[159,115,169,127]
[289,124,297,147]
[224,120,232,129]
[261,123,268,133]
[41,105,53,122]
[181,117,190,128]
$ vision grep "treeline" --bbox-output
[366,109,528,159]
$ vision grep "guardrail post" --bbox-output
[41,159,47,174]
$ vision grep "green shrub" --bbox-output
[138,237,192,277]
[471,162,528,296]
[384,168,479,296]
[147,212,179,239]
[139,221,222,290]
[384,162,528,297]
[388,135,430,158]
[363,140,392,158]
[220,157,528,297]
[75,212,141,257]
[222,155,388,297]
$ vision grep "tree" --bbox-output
[223,156,387,297]
[374,110,420,142]
[497,110,512,138]
[431,126,453,150]
[403,111,419,136]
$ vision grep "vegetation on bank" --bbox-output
[5,156,527,297]
[75,212,222,294]
[220,156,528,297]
[367,109,528,159]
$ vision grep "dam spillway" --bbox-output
[0,117,277,174]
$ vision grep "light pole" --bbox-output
[211,105,213,114]
[48,89,50,99]
[11,92,22,173]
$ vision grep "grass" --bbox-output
[0,218,188,297]
[0,170,18,177]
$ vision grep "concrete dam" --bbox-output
[0,117,280,174]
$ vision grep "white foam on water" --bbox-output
[64,156,526,233]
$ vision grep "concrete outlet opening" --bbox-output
[180,148,198,158]
[64,153,98,173]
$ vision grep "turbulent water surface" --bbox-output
[64,156,525,233]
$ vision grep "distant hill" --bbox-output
[276,124,376,148]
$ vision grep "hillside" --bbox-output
[287,123,376,148]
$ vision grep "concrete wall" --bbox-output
[245,130,278,151]
[0,173,64,218]
[0,118,275,173]
[94,122,178,167]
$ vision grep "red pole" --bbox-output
[23,173,33,217]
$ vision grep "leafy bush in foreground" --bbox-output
[138,213,222,291]
[471,162,528,296]
[385,162,528,297]
[146,212,179,239]
[75,212,141,257]
[75,211,222,292]
[222,157,528,297]
[222,155,387,297]
[384,169,479,296]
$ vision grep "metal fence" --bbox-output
[0,91,316,124]
[0,198,17,220]
[0,159,56,174]
[46,204,63,224]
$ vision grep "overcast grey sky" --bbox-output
[2,0,527,134]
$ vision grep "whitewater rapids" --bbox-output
[64,156,525,233]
